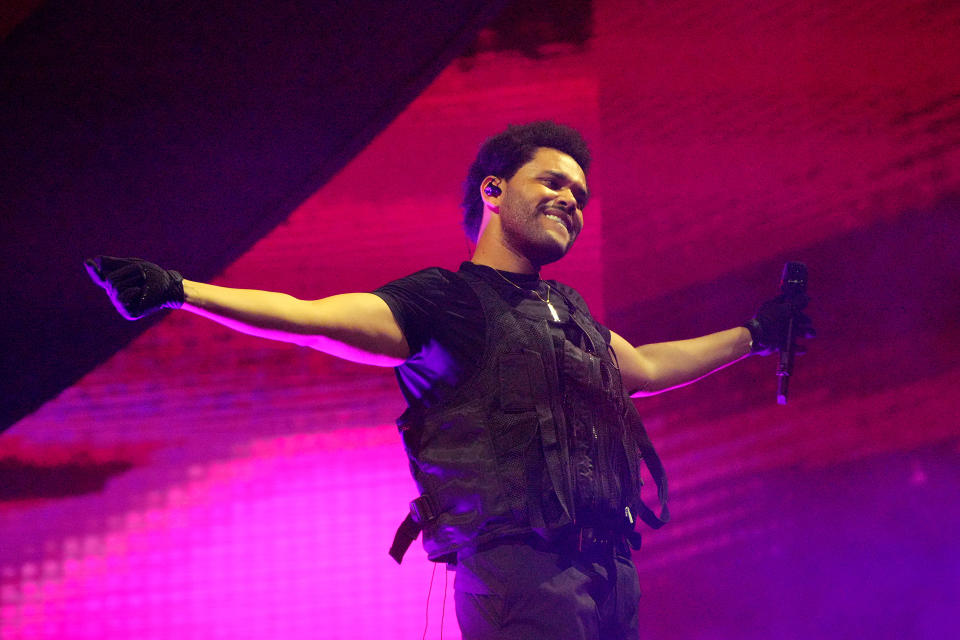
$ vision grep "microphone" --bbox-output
[776,261,808,405]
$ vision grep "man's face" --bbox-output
[498,147,589,268]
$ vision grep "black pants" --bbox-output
[453,537,641,640]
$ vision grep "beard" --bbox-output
[500,202,575,268]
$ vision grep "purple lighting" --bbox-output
[1,427,461,639]
[3,0,959,637]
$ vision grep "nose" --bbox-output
[555,188,578,213]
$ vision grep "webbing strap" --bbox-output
[630,414,670,529]
[389,494,441,564]
[529,347,573,524]
[389,513,421,564]
[461,271,574,525]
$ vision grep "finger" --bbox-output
[107,263,146,289]
[788,293,809,311]
[84,258,106,287]
[796,313,816,338]
[118,287,142,306]
[116,288,144,319]
[96,256,133,272]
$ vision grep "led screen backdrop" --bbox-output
[3,1,959,639]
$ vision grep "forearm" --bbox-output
[181,280,407,366]
[631,326,753,395]
[182,280,318,343]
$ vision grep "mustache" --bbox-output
[542,206,577,233]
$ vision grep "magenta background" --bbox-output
[3,1,960,638]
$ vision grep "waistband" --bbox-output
[462,526,632,561]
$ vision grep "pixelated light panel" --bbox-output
[4,0,960,638]
[1,427,460,640]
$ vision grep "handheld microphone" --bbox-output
[776,261,808,405]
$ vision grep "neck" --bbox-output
[470,238,539,274]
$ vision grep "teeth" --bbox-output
[545,214,568,231]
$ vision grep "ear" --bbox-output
[480,176,503,213]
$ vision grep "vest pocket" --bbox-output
[494,351,544,454]
[498,352,538,413]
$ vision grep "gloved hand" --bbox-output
[85,256,184,320]
[744,294,815,355]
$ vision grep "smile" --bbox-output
[544,213,571,234]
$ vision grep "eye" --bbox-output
[573,190,588,210]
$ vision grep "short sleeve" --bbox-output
[372,267,486,405]
[372,267,484,358]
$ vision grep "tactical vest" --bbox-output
[389,268,668,563]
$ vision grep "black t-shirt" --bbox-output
[373,261,610,407]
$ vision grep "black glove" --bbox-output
[85,256,184,320]
[744,293,815,355]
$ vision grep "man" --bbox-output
[87,121,811,639]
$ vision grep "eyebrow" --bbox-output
[544,170,590,206]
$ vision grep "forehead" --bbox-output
[519,147,587,186]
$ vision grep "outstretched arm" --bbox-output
[610,327,752,396]
[610,295,813,396]
[86,256,409,367]
[182,281,408,366]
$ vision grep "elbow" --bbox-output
[304,334,408,367]
[625,371,659,398]
[626,362,682,397]
[629,382,667,398]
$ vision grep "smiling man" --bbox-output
[86,121,812,640]
[474,146,587,271]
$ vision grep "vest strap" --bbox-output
[388,494,441,564]
[389,513,420,564]
[633,421,670,529]
[462,271,575,524]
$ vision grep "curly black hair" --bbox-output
[461,121,591,241]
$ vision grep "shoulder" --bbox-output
[374,266,469,307]
[373,267,466,305]
[372,266,482,354]
[377,266,460,290]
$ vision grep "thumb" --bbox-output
[84,257,106,286]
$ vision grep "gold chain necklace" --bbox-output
[491,268,561,322]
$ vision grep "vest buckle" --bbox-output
[409,494,440,524]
